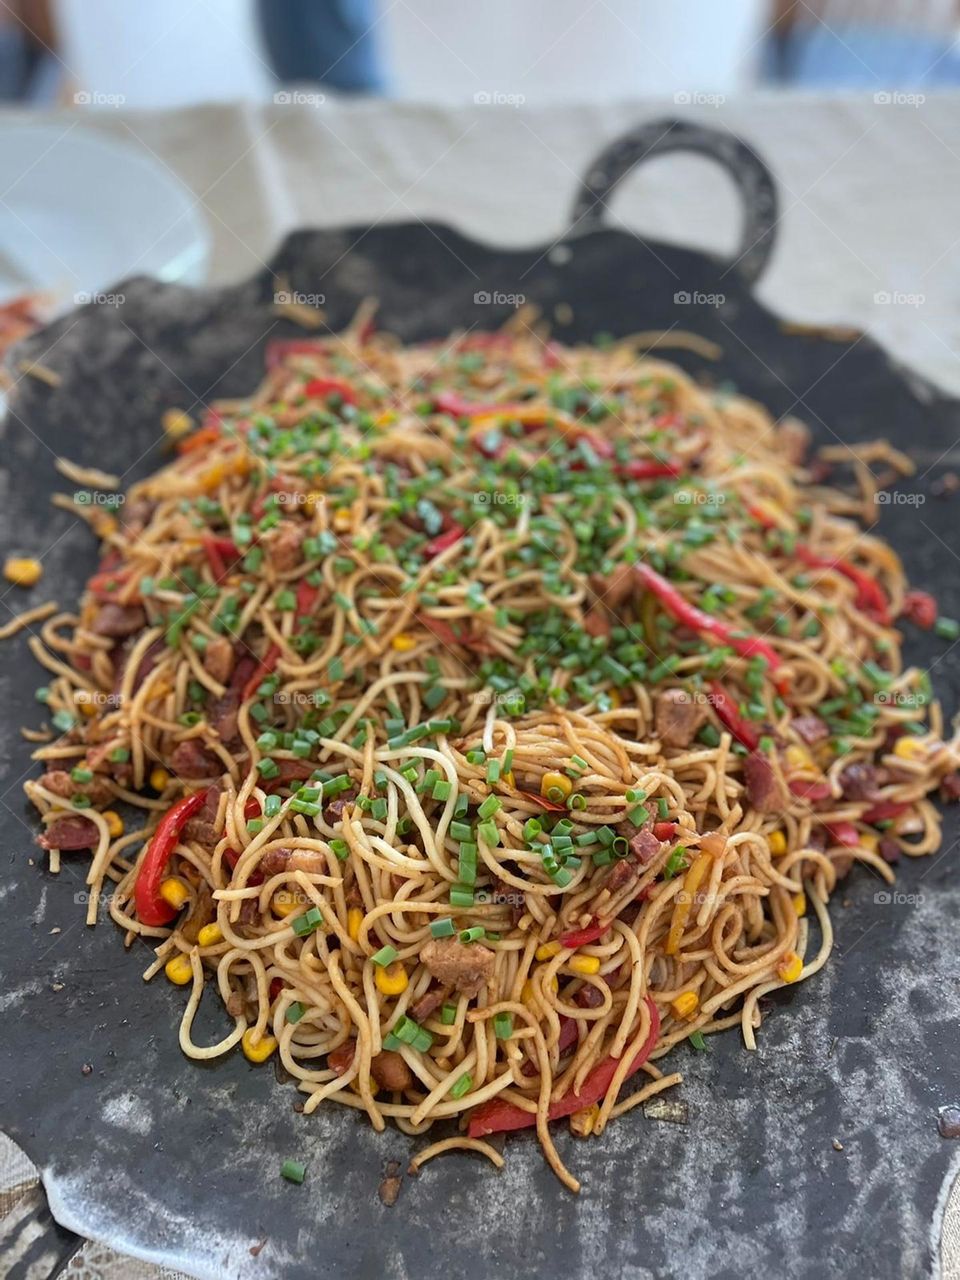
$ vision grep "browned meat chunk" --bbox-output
[207,654,257,744]
[776,418,811,465]
[37,815,99,850]
[590,561,634,612]
[262,520,302,573]
[942,772,960,803]
[258,847,328,876]
[583,604,611,638]
[327,1042,355,1075]
[111,637,165,699]
[655,688,707,748]
[790,715,829,746]
[182,786,222,847]
[203,636,235,685]
[324,786,358,824]
[420,937,495,997]
[628,828,661,864]
[86,740,132,784]
[168,739,221,779]
[409,985,449,1023]
[743,751,788,814]
[370,1050,413,1092]
[92,603,146,638]
[38,769,113,807]
[838,762,883,802]
[607,858,639,894]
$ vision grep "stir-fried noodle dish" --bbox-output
[23,315,960,1191]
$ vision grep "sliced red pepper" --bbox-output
[652,821,677,841]
[265,338,326,370]
[295,579,321,617]
[242,645,280,702]
[415,613,498,655]
[796,545,889,626]
[304,376,358,405]
[134,789,213,926]
[788,778,833,803]
[433,391,510,419]
[708,681,760,751]
[901,589,937,630]
[616,459,682,481]
[823,821,860,848]
[467,996,660,1138]
[176,420,222,455]
[862,800,909,825]
[424,523,466,558]
[634,563,786,685]
[522,1015,579,1076]
[201,534,240,584]
[517,790,567,813]
[86,568,134,602]
[559,920,607,949]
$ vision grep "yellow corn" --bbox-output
[74,691,98,718]
[570,1104,601,1138]
[671,991,700,1020]
[197,923,223,947]
[242,1029,278,1063]
[101,810,124,838]
[164,954,193,985]
[159,878,190,910]
[375,961,409,996]
[568,954,601,976]
[333,506,352,531]
[784,745,814,771]
[535,940,561,962]
[893,737,926,761]
[391,633,417,652]
[272,890,303,918]
[3,557,42,586]
[162,408,193,439]
[859,833,878,853]
[503,770,515,788]
[522,975,558,1002]
[347,907,364,941]
[768,830,787,856]
[374,410,396,427]
[793,892,807,918]
[541,771,572,802]
[149,766,170,791]
[777,951,803,984]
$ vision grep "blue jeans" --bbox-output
[257,0,385,95]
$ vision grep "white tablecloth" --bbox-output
[3,92,960,1279]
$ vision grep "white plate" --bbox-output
[0,121,210,305]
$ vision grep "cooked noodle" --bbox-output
[21,321,959,1190]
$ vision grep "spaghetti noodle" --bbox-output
[23,320,960,1191]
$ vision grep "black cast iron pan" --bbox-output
[1,119,959,1280]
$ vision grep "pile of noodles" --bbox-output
[22,313,959,1192]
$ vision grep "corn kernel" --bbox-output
[893,737,926,761]
[164,954,193,985]
[162,408,193,439]
[74,691,98,718]
[102,810,124,838]
[149,766,170,791]
[503,770,515,788]
[541,771,572,802]
[520,979,535,1004]
[570,1104,600,1138]
[391,633,417,652]
[272,890,302,918]
[347,907,364,941]
[159,878,190,911]
[768,830,787,856]
[568,954,601,976]
[375,961,408,996]
[777,951,803,984]
[793,892,807,918]
[671,991,700,1020]
[242,1028,278,1063]
[859,833,878,853]
[3,557,42,586]
[333,506,352,531]
[784,745,814,771]
[197,923,223,947]
[535,940,561,962]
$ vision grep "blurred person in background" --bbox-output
[257,0,385,94]
[0,0,59,102]
[763,0,960,86]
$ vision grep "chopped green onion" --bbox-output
[371,945,398,967]
[430,917,456,938]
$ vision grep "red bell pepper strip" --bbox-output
[415,613,498,655]
[424,523,466,558]
[522,1015,579,1076]
[617,459,682,481]
[824,821,860,848]
[634,563,786,685]
[559,920,607,949]
[295,579,321,617]
[265,339,326,370]
[517,790,567,813]
[467,996,660,1138]
[862,800,909,825]
[201,534,240,584]
[242,645,280,701]
[795,546,889,626]
[135,789,213,926]
[433,391,507,418]
[652,821,677,842]
[788,778,833,803]
[708,681,760,751]
[901,590,937,630]
[304,376,358,405]
[87,568,135,602]
[176,420,222,455]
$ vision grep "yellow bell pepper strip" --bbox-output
[135,789,213,926]
[664,849,714,955]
